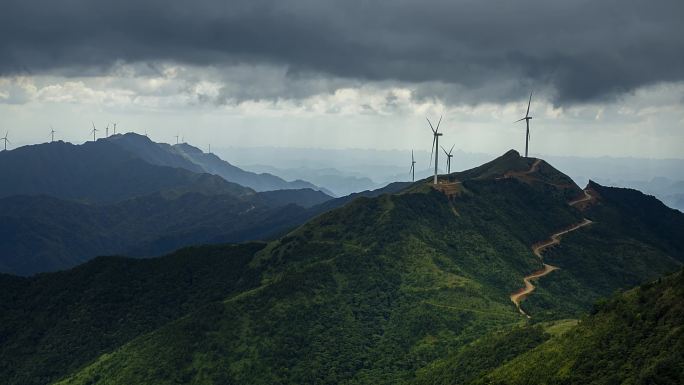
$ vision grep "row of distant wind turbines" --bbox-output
[411,91,534,184]
[1,121,192,151]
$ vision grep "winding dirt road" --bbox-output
[568,189,593,207]
[508,169,595,317]
[510,264,558,317]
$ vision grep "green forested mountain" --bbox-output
[1,151,681,385]
[0,243,266,385]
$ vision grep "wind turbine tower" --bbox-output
[174,135,179,145]
[90,122,98,142]
[105,124,110,138]
[50,126,56,142]
[113,122,117,135]
[427,116,443,185]
[515,91,533,157]
[441,144,455,175]
[1,131,10,151]
[409,150,416,181]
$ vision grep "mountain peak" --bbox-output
[173,142,204,154]
[448,150,582,199]
[454,149,533,180]
[502,149,521,157]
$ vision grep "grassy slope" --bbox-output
[414,325,551,385]
[480,270,684,385]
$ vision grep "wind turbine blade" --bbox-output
[514,117,526,123]
[441,145,448,156]
[449,144,455,154]
[429,136,436,165]
[426,117,436,134]
[526,91,532,117]
[436,115,442,131]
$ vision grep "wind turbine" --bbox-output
[1,131,10,151]
[174,135,179,145]
[409,150,416,181]
[441,144,455,175]
[90,122,99,141]
[113,122,117,135]
[105,124,110,138]
[50,126,56,142]
[515,91,533,157]
[427,116,443,185]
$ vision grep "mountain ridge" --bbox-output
[108,133,328,193]
[0,139,253,203]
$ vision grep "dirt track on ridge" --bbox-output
[508,164,595,317]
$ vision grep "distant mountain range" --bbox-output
[107,134,332,194]
[0,135,345,275]
[1,150,681,384]
[0,139,251,204]
[242,164,380,197]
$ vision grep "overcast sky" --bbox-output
[1,0,683,159]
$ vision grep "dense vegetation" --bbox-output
[480,270,684,385]
[0,243,266,385]
[0,191,322,275]
[1,150,681,384]
[414,325,551,384]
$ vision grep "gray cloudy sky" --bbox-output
[1,0,683,159]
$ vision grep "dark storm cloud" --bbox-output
[1,0,683,103]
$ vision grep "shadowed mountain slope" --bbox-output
[0,140,252,203]
[0,192,316,276]
[0,178,405,276]
[108,133,326,192]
